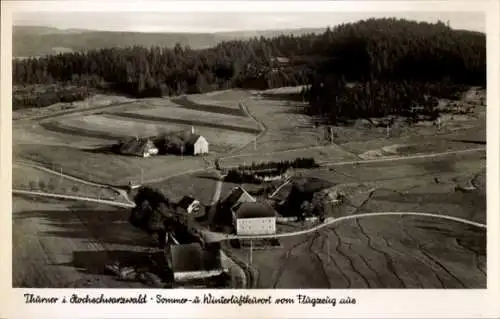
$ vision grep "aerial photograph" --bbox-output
[12,10,486,289]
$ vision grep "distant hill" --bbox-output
[215,27,326,40]
[12,25,326,57]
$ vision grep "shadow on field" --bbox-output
[405,216,486,255]
[194,173,221,182]
[14,206,156,248]
[55,250,165,276]
[448,139,486,145]
[83,145,116,154]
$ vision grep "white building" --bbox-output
[231,202,277,236]
[185,126,208,155]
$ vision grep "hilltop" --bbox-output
[13,25,326,58]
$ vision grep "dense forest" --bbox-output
[13,18,485,121]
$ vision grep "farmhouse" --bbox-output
[231,202,277,236]
[118,137,158,157]
[185,133,209,155]
[176,196,201,215]
[212,186,257,231]
[166,242,226,283]
[162,128,209,156]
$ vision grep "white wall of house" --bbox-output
[174,269,225,282]
[187,200,201,214]
[193,136,209,155]
[236,217,276,236]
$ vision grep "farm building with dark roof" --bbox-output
[118,137,158,157]
[212,186,256,231]
[231,201,277,236]
[221,186,256,208]
[166,242,225,283]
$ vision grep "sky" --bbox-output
[12,10,485,33]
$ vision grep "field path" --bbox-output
[210,172,223,205]
[13,161,135,205]
[12,189,135,208]
[15,100,137,123]
[221,101,268,156]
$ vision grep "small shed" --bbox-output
[231,202,277,236]
[177,196,201,215]
[166,242,225,283]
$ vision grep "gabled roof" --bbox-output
[185,134,203,146]
[170,242,222,273]
[233,201,276,219]
[222,186,256,208]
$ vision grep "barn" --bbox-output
[212,186,256,231]
[166,242,226,283]
[118,137,158,157]
[231,202,277,236]
[161,128,209,156]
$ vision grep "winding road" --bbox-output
[199,211,486,243]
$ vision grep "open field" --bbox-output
[149,171,220,206]
[112,105,261,133]
[13,94,137,121]
[219,144,359,168]
[14,144,207,186]
[172,96,244,116]
[42,114,257,151]
[199,89,253,102]
[13,165,121,201]
[13,123,115,149]
[12,197,156,288]
[301,153,486,221]
[227,214,485,288]
[217,88,486,166]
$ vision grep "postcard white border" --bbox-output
[1,1,499,318]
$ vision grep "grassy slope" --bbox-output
[236,214,485,288]
[13,165,120,200]
[14,143,206,186]
[12,197,154,288]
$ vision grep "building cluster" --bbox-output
[116,127,209,158]
[220,186,277,236]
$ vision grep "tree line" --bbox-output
[225,158,319,184]
[13,18,485,121]
[303,19,485,124]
